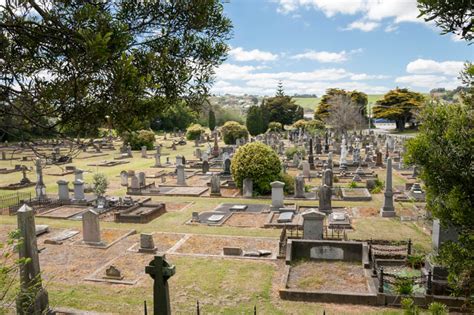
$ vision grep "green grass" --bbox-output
[293,95,385,112]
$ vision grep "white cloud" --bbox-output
[344,20,380,32]
[450,33,464,42]
[211,62,389,95]
[395,74,460,89]
[275,0,424,32]
[291,49,361,63]
[385,24,399,32]
[229,47,278,62]
[406,59,465,76]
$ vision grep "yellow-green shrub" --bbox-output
[186,124,205,140]
[221,121,248,144]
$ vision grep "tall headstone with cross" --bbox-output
[145,255,176,315]
[380,157,396,217]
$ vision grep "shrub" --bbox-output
[92,173,108,197]
[292,119,325,131]
[98,128,118,138]
[407,254,425,269]
[231,142,281,195]
[395,278,414,295]
[279,173,294,195]
[186,123,205,140]
[267,121,283,132]
[333,175,339,183]
[428,302,448,315]
[401,297,419,315]
[221,121,249,145]
[348,181,358,188]
[292,119,307,130]
[121,129,156,150]
[370,178,384,194]
[285,146,305,160]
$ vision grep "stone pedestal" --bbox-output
[380,157,396,217]
[73,179,85,201]
[57,180,70,201]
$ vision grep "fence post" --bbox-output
[196,300,200,315]
[407,238,412,256]
[378,267,384,293]
[144,301,147,315]
[427,271,432,295]
[372,259,377,276]
[254,305,256,315]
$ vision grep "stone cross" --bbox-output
[145,255,176,315]
[380,157,395,217]
[16,204,50,315]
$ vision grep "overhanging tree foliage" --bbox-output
[0,0,232,144]
[417,0,473,42]
[372,88,425,131]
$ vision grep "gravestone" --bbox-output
[270,181,285,211]
[16,204,50,315]
[175,155,183,166]
[145,255,176,315]
[195,148,202,160]
[104,266,123,280]
[322,168,333,187]
[308,138,315,170]
[302,161,310,178]
[74,169,83,181]
[176,165,186,186]
[375,152,383,167]
[318,184,332,213]
[139,233,157,253]
[210,174,221,196]
[202,160,210,174]
[222,158,231,175]
[432,219,458,252]
[73,179,85,201]
[243,178,253,197]
[294,175,305,198]
[293,153,300,167]
[380,157,396,217]
[154,153,161,167]
[57,180,70,201]
[120,170,128,186]
[191,212,200,222]
[130,175,139,189]
[302,209,325,240]
[138,172,146,187]
[82,209,102,245]
[127,144,133,157]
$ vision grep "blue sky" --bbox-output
[211,0,473,96]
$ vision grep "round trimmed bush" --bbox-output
[231,142,281,195]
[186,123,205,140]
[121,129,156,150]
[267,121,283,132]
[221,121,249,145]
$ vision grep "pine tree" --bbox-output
[276,80,285,97]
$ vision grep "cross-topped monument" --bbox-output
[145,255,176,315]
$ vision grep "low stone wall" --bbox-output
[280,289,378,305]
[286,239,368,265]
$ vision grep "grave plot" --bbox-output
[200,187,240,197]
[87,160,129,167]
[286,261,370,293]
[340,188,372,201]
[222,212,269,228]
[84,252,151,285]
[264,211,302,228]
[113,203,166,224]
[173,234,278,259]
[75,153,109,160]
[161,186,208,197]
[37,205,89,219]
[127,232,185,253]
[73,228,135,249]
[190,203,270,225]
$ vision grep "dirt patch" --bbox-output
[175,234,278,256]
[357,207,379,217]
[288,261,369,293]
[223,213,268,228]
[165,202,192,212]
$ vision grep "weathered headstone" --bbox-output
[380,157,395,217]
[120,170,128,186]
[16,204,50,315]
[176,165,186,186]
[318,184,332,213]
[243,178,253,197]
[82,209,102,245]
[73,179,85,201]
[294,175,305,198]
[154,153,161,167]
[130,175,139,189]
[302,209,325,240]
[139,233,157,253]
[210,174,221,196]
[322,168,333,187]
[202,160,210,174]
[270,181,285,211]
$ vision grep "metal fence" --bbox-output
[0,191,32,214]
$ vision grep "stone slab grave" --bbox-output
[340,188,372,201]
[173,234,278,259]
[127,232,185,253]
[328,211,352,229]
[73,228,136,249]
[87,160,129,167]
[213,203,269,214]
[84,252,150,285]
[161,186,208,197]
[113,203,166,224]
[37,205,89,219]
[44,229,80,245]
[75,153,109,160]
[189,211,233,225]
